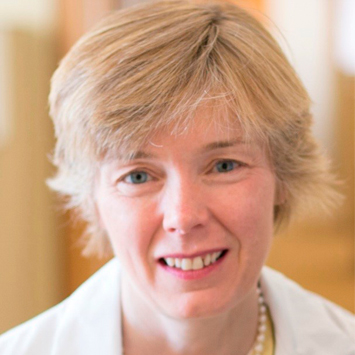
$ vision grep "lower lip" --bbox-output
[158,253,227,280]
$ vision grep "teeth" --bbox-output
[181,258,192,271]
[211,252,218,263]
[192,257,204,270]
[204,253,211,266]
[163,251,224,271]
[166,258,175,267]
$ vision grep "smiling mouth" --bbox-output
[159,250,228,271]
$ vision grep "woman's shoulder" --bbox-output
[0,258,123,355]
[261,266,355,354]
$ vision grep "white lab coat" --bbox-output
[0,258,354,354]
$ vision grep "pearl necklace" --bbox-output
[247,284,268,355]
[122,284,268,355]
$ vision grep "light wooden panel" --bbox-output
[267,224,354,312]
[60,0,118,53]
[334,72,354,228]
[0,29,65,333]
[226,0,264,21]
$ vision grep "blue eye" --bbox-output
[125,171,149,184]
[215,160,238,173]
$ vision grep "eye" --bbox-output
[124,171,151,184]
[214,160,240,173]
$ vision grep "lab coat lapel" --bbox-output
[51,258,124,355]
[261,266,355,355]
[261,267,299,355]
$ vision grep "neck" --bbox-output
[121,277,259,355]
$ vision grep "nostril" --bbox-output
[166,227,187,234]
[166,226,195,235]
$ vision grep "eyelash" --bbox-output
[121,160,244,185]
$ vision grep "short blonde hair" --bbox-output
[48,0,339,257]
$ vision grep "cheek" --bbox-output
[214,175,275,244]
[97,195,158,256]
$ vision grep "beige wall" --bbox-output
[0,0,56,31]
[0,5,65,333]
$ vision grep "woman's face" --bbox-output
[95,107,277,319]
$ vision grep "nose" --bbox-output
[160,176,210,235]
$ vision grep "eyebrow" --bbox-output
[123,139,247,161]
[201,138,246,153]
[125,151,156,160]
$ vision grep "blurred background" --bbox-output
[0,0,353,333]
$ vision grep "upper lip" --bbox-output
[157,248,227,260]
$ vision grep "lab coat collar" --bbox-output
[52,258,123,355]
[261,266,355,355]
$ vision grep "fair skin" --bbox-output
[95,108,278,355]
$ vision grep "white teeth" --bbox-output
[181,258,192,271]
[192,257,204,270]
[204,254,211,266]
[166,258,175,267]
[163,251,224,271]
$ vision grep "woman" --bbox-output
[0,1,353,354]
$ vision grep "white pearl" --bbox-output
[257,334,266,342]
[255,343,264,352]
[249,285,268,355]
[259,314,267,323]
[258,324,267,333]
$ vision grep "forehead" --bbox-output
[116,106,266,162]
[148,112,243,148]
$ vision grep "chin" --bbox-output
[162,291,237,320]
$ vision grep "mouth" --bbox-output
[158,250,228,271]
